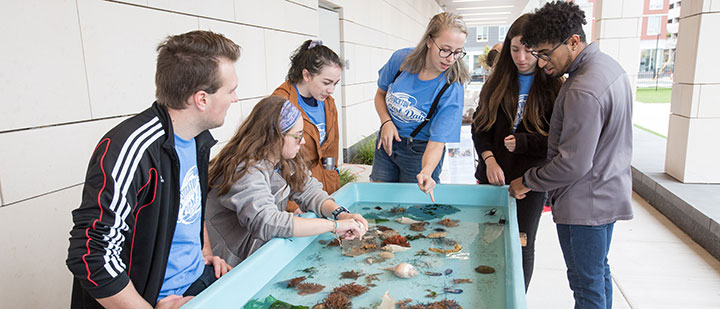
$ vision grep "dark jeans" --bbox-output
[370,136,444,183]
[557,223,615,309]
[183,265,218,297]
[516,190,546,291]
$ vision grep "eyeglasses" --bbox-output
[530,36,572,61]
[430,37,466,60]
[285,132,304,143]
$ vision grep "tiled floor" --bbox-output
[341,158,720,308]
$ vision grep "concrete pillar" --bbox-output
[592,0,644,92]
[665,1,720,183]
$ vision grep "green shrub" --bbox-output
[338,168,358,187]
[351,136,376,165]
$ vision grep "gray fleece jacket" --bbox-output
[523,43,634,226]
[206,160,331,266]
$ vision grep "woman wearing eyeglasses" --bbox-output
[272,40,343,214]
[371,12,470,198]
[472,14,563,290]
[204,96,368,266]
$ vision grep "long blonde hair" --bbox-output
[209,96,307,195]
[400,12,471,85]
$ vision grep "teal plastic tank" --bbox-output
[184,183,526,308]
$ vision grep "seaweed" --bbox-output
[383,235,410,247]
[405,234,427,241]
[316,292,351,309]
[414,250,430,256]
[452,278,472,284]
[339,270,363,280]
[425,289,438,298]
[375,225,393,232]
[437,218,459,227]
[364,273,382,284]
[332,282,369,297]
[296,283,324,295]
[389,206,406,214]
[287,276,306,288]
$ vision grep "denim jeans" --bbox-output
[557,223,615,309]
[370,136,444,183]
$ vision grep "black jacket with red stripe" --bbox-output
[66,102,216,308]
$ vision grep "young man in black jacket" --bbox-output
[66,30,240,309]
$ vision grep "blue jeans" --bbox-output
[370,136,444,183]
[557,223,615,309]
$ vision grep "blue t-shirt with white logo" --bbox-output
[377,48,464,143]
[158,135,205,300]
[512,72,535,132]
[294,84,327,144]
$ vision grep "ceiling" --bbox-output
[435,0,532,27]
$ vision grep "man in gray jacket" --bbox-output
[509,2,633,308]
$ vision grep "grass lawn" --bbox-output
[636,87,671,103]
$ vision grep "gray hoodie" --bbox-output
[206,160,331,266]
[523,42,634,226]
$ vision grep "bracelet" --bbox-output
[483,154,494,161]
[331,218,338,235]
[380,119,392,128]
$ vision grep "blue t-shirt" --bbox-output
[377,48,464,143]
[512,72,535,132]
[158,135,205,300]
[294,84,327,144]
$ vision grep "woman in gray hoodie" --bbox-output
[205,96,368,266]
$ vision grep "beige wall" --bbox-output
[0,0,440,307]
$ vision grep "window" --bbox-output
[647,16,662,36]
[649,0,663,10]
[476,26,488,42]
[497,26,509,42]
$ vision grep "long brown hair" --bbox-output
[401,12,471,85]
[209,96,307,195]
[473,14,563,135]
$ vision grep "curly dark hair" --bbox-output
[521,1,587,48]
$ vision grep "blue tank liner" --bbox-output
[184,182,526,309]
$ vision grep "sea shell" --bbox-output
[395,216,422,224]
[379,251,394,259]
[383,262,419,279]
[378,290,395,309]
[383,244,410,252]
[427,232,447,238]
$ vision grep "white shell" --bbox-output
[379,251,394,259]
[395,216,421,224]
[382,244,410,252]
[386,262,418,278]
[377,290,395,309]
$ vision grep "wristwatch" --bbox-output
[331,206,350,220]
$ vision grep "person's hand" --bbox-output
[337,212,369,236]
[509,177,530,200]
[504,135,516,152]
[416,173,436,202]
[203,255,232,278]
[156,295,193,309]
[377,120,401,156]
[293,208,304,216]
[335,219,365,240]
[485,158,505,185]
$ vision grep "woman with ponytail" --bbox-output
[371,12,470,199]
[272,40,343,213]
